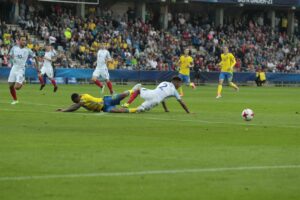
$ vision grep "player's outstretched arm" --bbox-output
[177,99,190,113]
[57,103,81,112]
[161,101,169,112]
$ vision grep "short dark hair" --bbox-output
[172,76,182,82]
[71,93,80,102]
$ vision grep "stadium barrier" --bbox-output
[1,67,300,84]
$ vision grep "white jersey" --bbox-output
[138,82,181,112]
[42,50,56,69]
[9,46,34,70]
[96,49,111,70]
[153,82,181,102]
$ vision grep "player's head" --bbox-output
[19,36,27,47]
[71,93,80,103]
[171,76,182,89]
[184,49,190,56]
[99,43,105,49]
[223,46,229,54]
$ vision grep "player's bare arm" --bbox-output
[162,101,169,112]
[177,99,190,113]
[57,103,82,112]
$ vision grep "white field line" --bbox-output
[0,101,60,107]
[1,106,300,129]
[0,164,299,182]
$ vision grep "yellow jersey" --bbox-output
[80,94,104,112]
[220,53,236,73]
[256,72,266,81]
[179,55,193,75]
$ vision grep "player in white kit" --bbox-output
[38,44,58,92]
[122,76,191,113]
[92,43,114,95]
[8,37,37,104]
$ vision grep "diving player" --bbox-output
[122,76,191,113]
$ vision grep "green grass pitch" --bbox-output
[0,83,299,200]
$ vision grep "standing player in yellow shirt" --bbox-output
[177,49,196,96]
[216,46,239,99]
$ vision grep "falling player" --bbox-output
[216,46,239,98]
[92,43,114,95]
[122,76,191,113]
[38,44,58,92]
[8,36,37,104]
[56,90,137,113]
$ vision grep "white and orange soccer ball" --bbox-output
[242,109,254,121]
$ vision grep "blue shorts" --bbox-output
[178,73,190,84]
[219,72,233,82]
[103,95,122,112]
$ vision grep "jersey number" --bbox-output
[159,83,168,91]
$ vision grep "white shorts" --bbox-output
[137,88,161,112]
[8,68,25,84]
[40,67,54,78]
[92,68,110,80]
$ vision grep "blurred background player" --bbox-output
[216,46,239,99]
[255,68,267,87]
[56,89,137,113]
[8,36,37,104]
[38,44,58,92]
[177,49,196,96]
[92,43,114,95]
[122,76,191,113]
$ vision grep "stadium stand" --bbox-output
[0,0,300,82]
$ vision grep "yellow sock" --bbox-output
[128,89,134,95]
[178,87,184,96]
[217,84,222,96]
[189,83,193,87]
[129,108,138,113]
[229,82,239,90]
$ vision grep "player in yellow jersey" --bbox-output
[216,46,239,99]
[177,49,196,96]
[56,89,138,113]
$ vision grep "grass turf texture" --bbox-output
[0,84,299,200]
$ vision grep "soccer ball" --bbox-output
[241,109,254,121]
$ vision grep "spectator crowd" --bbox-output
[1,1,300,74]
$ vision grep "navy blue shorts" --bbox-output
[103,95,122,112]
[219,72,233,82]
[178,73,190,84]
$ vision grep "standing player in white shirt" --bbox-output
[122,76,191,113]
[38,44,58,92]
[92,43,114,95]
[8,37,37,104]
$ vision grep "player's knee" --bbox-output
[91,77,97,82]
[15,86,22,90]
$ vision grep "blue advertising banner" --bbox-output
[1,68,300,83]
[192,0,298,6]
